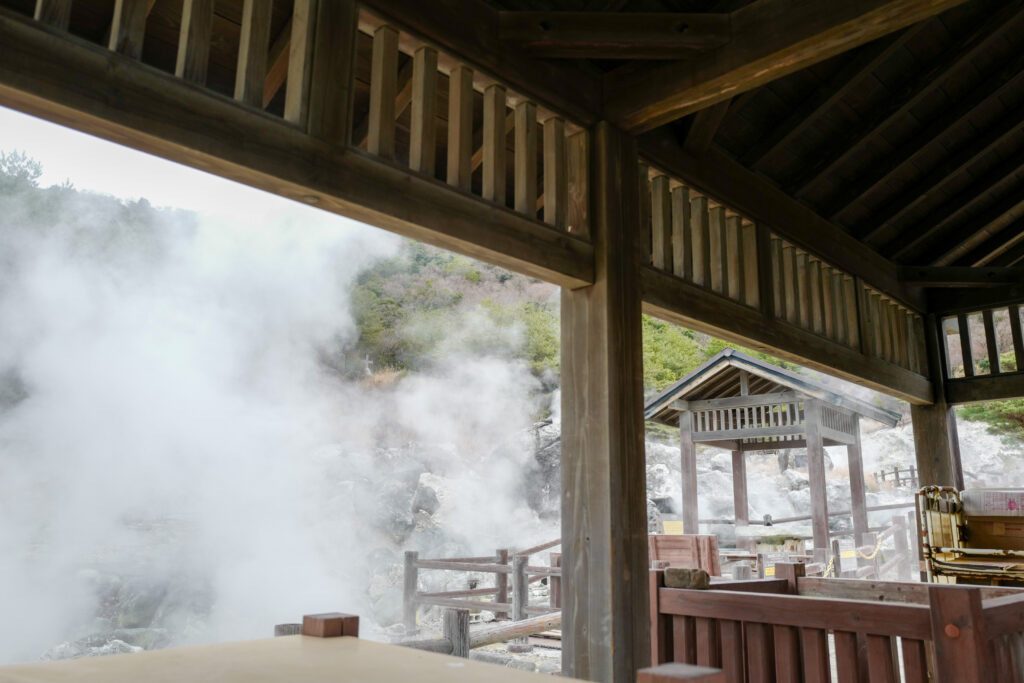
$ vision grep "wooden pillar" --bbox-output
[680,410,699,535]
[912,314,963,488]
[732,450,748,527]
[846,415,868,545]
[805,400,829,551]
[561,122,649,683]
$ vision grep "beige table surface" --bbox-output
[0,636,578,682]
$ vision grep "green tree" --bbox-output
[0,150,43,192]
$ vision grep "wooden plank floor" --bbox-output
[0,635,579,682]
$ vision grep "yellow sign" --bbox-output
[663,520,686,535]
[764,566,775,576]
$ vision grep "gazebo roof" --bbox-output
[645,348,901,427]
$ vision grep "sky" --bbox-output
[0,105,343,224]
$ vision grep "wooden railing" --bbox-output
[941,305,1024,378]
[874,464,919,488]
[402,540,561,636]
[356,10,588,235]
[650,562,1024,682]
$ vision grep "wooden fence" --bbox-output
[650,562,1024,682]
[874,465,919,488]
[402,539,562,635]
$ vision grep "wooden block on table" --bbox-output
[302,612,359,638]
[638,662,726,682]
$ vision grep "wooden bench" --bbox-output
[650,562,1024,682]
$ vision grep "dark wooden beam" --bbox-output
[683,100,730,155]
[899,266,1024,288]
[0,9,593,289]
[497,11,730,59]
[947,372,1024,403]
[638,128,923,311]
[602,0,966,133]
[741,30,912,169]
[360,0,601,126]
[641,267,933,404]
[887,156,1024,264]
[789,4,1021,200]
[989,237,1024,268]
[927,284,1024,315]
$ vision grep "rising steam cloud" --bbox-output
[0,168,553,663]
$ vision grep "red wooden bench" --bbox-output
[650,562,1024,682]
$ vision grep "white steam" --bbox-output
[0,181,551,663]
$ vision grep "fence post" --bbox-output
[549,551,562,609]
[894,466,901,487]
[928,585,988,683]
[494,548,509,619]
[403,550,419,634]
[774,561,805,594]
[892,515,910,581]
[443,608,470,658]
[508,554,533,652]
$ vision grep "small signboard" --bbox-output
[662,520,686,535]
[837,537,857,574]
[758,551,790,578]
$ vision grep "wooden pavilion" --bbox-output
[645,348,900,551]
[1,0,1024,680]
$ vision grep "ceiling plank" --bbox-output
[962,217,1024,267]
[898,266,1024,288]
[788,3,1021,200]
[497,11,730,59]
[638,128,922,310]
[741,29,913,169]
[602,0,966,133]
[683,99,730,155]
[932,192,1024,266]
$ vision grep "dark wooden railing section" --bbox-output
[650,563,1024,682]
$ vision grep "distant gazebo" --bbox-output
[645,349,900,551]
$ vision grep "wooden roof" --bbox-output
[644,348,901,426]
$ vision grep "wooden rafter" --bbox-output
[602,0,966,133]
[683,100,730,155]
[860,104,1024,247]
[989,238,1024,268]
[787,3,1020,200]
[740,29,912,169]
[934,191,1024,266]
[964,218,1024,267]
[262,17,293,108]
[888,155,1024,263]
[497,11,730,59]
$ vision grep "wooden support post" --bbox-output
[482,83,507,201]
[681,411,699,535]
[443,608,470,658]
[796,250,810,329]
[447,65,474,190]
[808,258,823,334]
[742,222,759,308]
[509,554,533,652]
[234,0,272,107]
[34,0,72,30]
[567,131,589,238]
[774,561,805,594]
[543,117,568,229]
[495,548,509,619]
[844,276,860,350]
[847,415,868,545]
[282,0,316,127]
[514,100,538,215]
[690,196,709,286]
[708,206,726,294]
[175,0,213,84]
[781,244,797,324]
[639,164,652,264]
[732,450,748,527]
[671,186,690,279]
[928,586,988,683]
[549,553,563,610]
[982,309,999,374]
[109,0,151,59]
[561,121,649,683]
[409,46,438,176]
[306,0,357,145]
[403,550,419,633]
[725,215,743,302]
[367,25,398,157]
[957,312,974,377]
[805,400,829,551]
[821,265,834,338]
[912,314,963,488]
[892,515,911,581]
[768,234,784,320]
[1009,304,1024,371]
[651,175,672,272]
